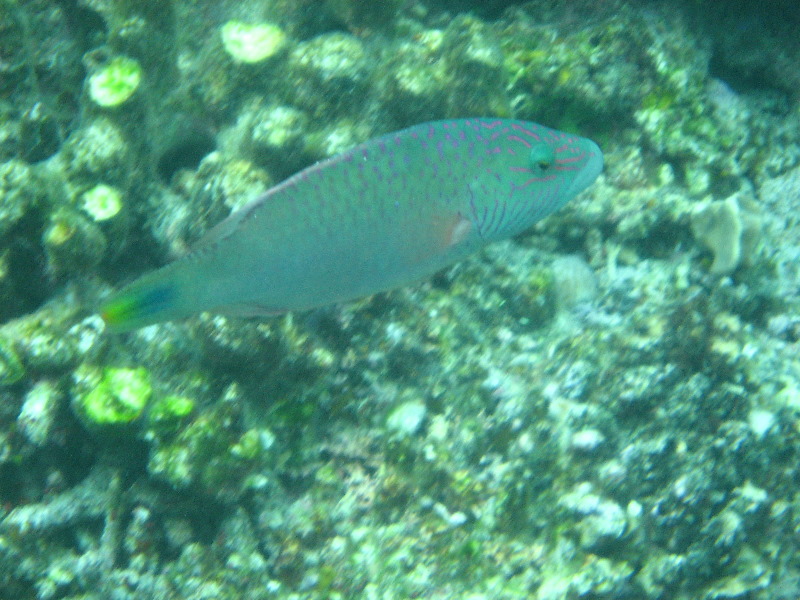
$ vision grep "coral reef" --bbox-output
[690,194,763,274]
[0,0,799,598]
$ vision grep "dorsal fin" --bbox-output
[190,190,272,253]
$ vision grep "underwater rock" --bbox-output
[378,30,449,126]
[227,102,310,178]
[220,21,287,64]
[691,196,742,274]
[149,153,272,258]
[0,308,106,378]
[0,466,115,534]
[58,117,130,184]
[286,32,370,117]
[561,482,628,553]
[0,160,45,239]
[569,428,605,453]
[0,335,25,386]
[43,207,107,276]
[147,385,275,502]
[387,400,427,437]
[18,102,62,163]
[690,194,762,274]
[18,380,63,446]
[441,15,508,116]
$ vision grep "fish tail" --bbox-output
[100,277,179,332]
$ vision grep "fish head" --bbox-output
[472,120,603,240]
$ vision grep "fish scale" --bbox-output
[101,118,603,331]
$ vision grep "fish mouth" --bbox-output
[565,139,604,199]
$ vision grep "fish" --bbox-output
[101,118,603,331]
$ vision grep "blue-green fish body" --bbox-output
[102,119,602,330]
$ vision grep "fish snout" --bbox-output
[565,139,603,199]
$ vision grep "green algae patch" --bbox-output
[72,366,152,428]
[88,57,142,107]
[221,21,286,63]
[146,394,195,436]
[148,416,274,500]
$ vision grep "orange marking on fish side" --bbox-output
[446,213,473,248]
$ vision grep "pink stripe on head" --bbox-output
[511,123,541,140]
[507,135,532,148]
[513,174,557,188]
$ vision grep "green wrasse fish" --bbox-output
[101,118,602,331]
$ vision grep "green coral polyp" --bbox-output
[221,21,286,63]
[81,184,122,221]
[77,367,152,426]
[88,57,142,107]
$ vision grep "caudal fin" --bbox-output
[100,279,178,332]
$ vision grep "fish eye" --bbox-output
[529,144,555,173]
